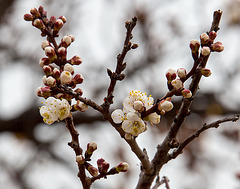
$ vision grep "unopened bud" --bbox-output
[133,100,144,112]
[64,63,74,75]
[87,164,99,177]
[70,55,82,65]
[74,88,83,96]
[181,89,192,98]
[24,14,33,21]
[211,41,224,52]
[54,19,64,32]
[76,155,85,165]
[53,68,60,80]
[189,39,200,53]
[73,74,84,84]
[177,68,187,79]
[209,31,217,43]
[166,69,177,82]
[61,35,72,47]
[46,76,56,87]
[86,142,97,155]
[60,71,72,84]
[201,46,211,56]
[33,19,45,30]
[201,68,212,77]
[171,79,183,90]
[160,100,173,112]
[41,41,50,50]
[200,33,209,45]
[68,34,75,42]
[97,158,109,173]
[30,8,40,18]
[74,100,88,112]
[57,47,67,60]
[59,16,67,23]
[39,57,51,67]
[43,65,53,76]
[116,162,129,172]
[45,46,57,60]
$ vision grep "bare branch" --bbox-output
[168,114,239,160]
[152,176,170,189]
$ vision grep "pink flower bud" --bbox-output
[36,86,51,98]
[200,33,209,45]
[33,19,45,30]
[171,79,183,90]
[209,31,217,42]
[68,34,75,42]
[24,14,33,21]
[73,100,88,112]
[61,35,72,47]
[46,76,56,87]
[201,68,212,77]
[177,68,187,79]
[30,8,40,17]
[87,165,99,177]
[45,46,57,59]
[74,88,83,96]
[116,162,129,172]
[86,142,97,155]
[58,16,67,23]
[166,69,177,81]
[57,47,67,60]
[181,89,192,98]
[70,55,82,65]
[41,41,50,50]
[201,46,211,56]
[43,65,53,76]
[60,71,72,84]
[189,39,200,53]
[97,158,109,173]
[211,41,224,52]
[64,63,74,75]
[76,155,85,165]
[39,58,51,67]
[133,100,144,112]
[73,74,84,84]
[53,68,60,80]
[38,6,44,14]
[54,19,64,32]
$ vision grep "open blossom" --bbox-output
[39,97,71,124]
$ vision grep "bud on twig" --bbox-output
[76,155,85,165]
[200,33,209,45]
[201,46,211,56]
[201,68,212,77]
[211,41,224,52]
[181,89,192,98]
[70,55,82,65]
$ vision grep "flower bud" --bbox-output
[73,100,88,112]
[74,88,83,96]
[97,158,109,173]
[209,31,217,43]
[53,19,64,32]
[30,8,40,18]
[45,46,57,60]
[24,14,33,21]
[53,68,60,80]
[33,19,45,30]
[211,41,224,52]
[58,16,67,23]
[68,34,75,42]
[181,89,192,98]
[166,69,177,82]
[201,68,212,77]
[73,74,84,84]
[87,164,99,177]
[200,33,209,45]
[160,100,173,112]
[36,86,51,98]
[171,79,183,90]
[76,155,85,165]
[41,41,50,50]
[39,57,51,67]
[70,55,82,65]
[116,162,129,172]
[46,76,56,87]
[201,46,211,56]
[38,6,44,15]
[61,35,72,47]
[86,142,97,155]
[177,68,187,79]
[43,65,53,76]
[189,39,200,53]
[57,47,67,60]
[60,71,72,84]
[64,63,74,74]
[148,113,160,125]
[133,100,144,111]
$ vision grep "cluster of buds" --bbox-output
[75,142,129,177]
[165,68,192,99]
[24,6,87,124]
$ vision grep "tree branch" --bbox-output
[168,114,239,160]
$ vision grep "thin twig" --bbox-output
[168,114,239,160]
[152,176,170,189]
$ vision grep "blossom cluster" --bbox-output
[76,142,129,177]
[111,90,174,138]
[24,6,88,124]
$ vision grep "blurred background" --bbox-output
[0,0,239,188]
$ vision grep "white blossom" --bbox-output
[60,71,72,84]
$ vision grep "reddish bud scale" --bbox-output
[209,31,217,43]
[57,47,67,60]
[43,65,53,76]
[24,14,33,21]
[74,88,83,96]
[30,8,40,18]
[97,158,109,173]
[53,19,64,32]
[59,16,67,23]
[87,164,99,177]
[200,33,209,45]
[70,55,82,65]
[73,74,84,84]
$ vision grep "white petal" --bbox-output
[148,113,160,124]
[111,109,124,124]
